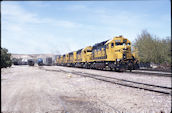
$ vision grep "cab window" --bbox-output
[111,43,114,48]
[116,42,127,46]
[115,42,122,45]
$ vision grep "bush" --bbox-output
[1,48,12,68]
[134,30,171,65]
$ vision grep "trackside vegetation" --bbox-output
[1,30,171,69]
[1,48,12,68]
[134,30,171,66]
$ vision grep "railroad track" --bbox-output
[39,67,171,95]
[38,67,122,112]
[139,68,171,72]
[71,71,171,95]
[57,66,171,77]
[126,70,171,77]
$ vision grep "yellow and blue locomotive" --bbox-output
[56,35,139,71]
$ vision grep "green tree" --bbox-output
[1,48,12,68]
[160,37,171,64]
[134,30,171,65]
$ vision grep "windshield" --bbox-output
[115,42,126,46]
[87,50,92,52]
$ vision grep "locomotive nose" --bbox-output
[123,45,128,50]
[123,48,128,50]
[123,53,126,59]
[122,46,129,59]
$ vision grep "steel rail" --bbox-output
[40,67,171,95]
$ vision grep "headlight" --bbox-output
[117,59,120,61]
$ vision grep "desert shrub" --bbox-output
[134,30,171,65]
[1,48,12,68]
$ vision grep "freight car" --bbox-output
[12,58,19,65]
[37,58,43,66]
[45,57,53,66]
[28,59,35,66]
[56,35,139,71]
[21,59,28,65]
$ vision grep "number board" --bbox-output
[115,40,121,42]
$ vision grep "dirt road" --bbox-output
[1,65,171,113]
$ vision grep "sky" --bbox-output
[1,1,171,54]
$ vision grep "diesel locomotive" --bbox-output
[56,35,139,71]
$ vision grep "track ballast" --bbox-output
[39,66,171,95]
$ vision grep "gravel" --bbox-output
[1,65,171,113]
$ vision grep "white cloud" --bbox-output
[2,2,170,54]
[26,1,50,7]
[39,18,83,28]
[66,4,88,11]
[2,2,85,54]
[2,3,40,24]
[2,3,82,28]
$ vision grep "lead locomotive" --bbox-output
[56,35,139,71]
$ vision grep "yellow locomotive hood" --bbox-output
[105,35,126,45]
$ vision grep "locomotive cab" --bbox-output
[105,35,136,71]
[105,36,132,60]
[82,46,92,62]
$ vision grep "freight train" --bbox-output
[37,58,44,66]
[56,35,139,71]
[37,57,53,66]
[28,59,35,66]
[45,57,53,66]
